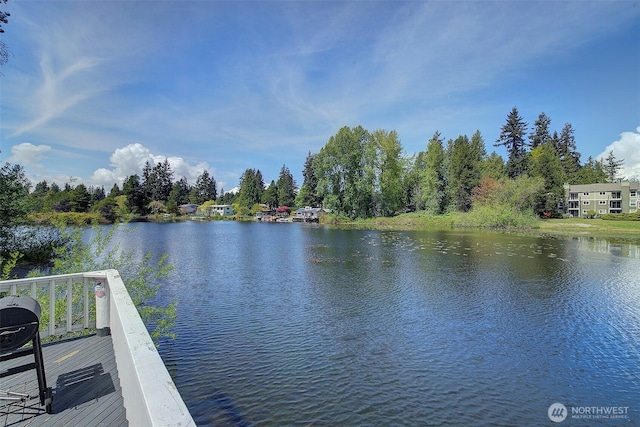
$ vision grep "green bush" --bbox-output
[601,212,640,221]
[28,221,177,343]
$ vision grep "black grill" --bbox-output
[0,295,53,413]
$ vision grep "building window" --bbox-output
[599,200,607,205]
[611,191,621,199]
[599,191,606,195]
[631,191,637,197]
[583,192,589,196]
[582,210,588,214]
[583,201,590,205]
[599,209,606,214]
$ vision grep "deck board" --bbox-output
[0,334,127,426]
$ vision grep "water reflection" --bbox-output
[108,222,639,426]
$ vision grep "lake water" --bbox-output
[113,221,640,426]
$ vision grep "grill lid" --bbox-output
[0,295,42,352]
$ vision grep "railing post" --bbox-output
[95,280,110,337]
[66,278,73,333]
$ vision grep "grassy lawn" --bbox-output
[536,218,640,240]
[326,213,640,244]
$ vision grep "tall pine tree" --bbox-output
[495,107,529,178]
[298,152,321,207]
[529,112,552,149]
[276,164,297,207]
[557,123,581,183]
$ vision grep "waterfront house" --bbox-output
[179,204,199,215]
[201,204,235,217]
[563,181,639,218]
[293,206,327,222]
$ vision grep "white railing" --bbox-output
[0,272,97,338]
[0,270,195,427]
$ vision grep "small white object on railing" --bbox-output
[95,281,110,337]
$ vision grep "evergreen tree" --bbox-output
[549,131,561,154]
[418,132,447,214]
[28,180,50,213]
[446,135,479,212]
[558,122,581,183]
[299,152,321,207]
[142,160,152,193]
[482,152,505,179]
[238,168,264,208]
[603,151,624,182]
[495,107,529,178]
[469,130,487,166]
[123,174,146,214]
[168,176,191,209]
[529,112,552,149]
[276,164,297,207]
[142,159,173,202]
[192,170,217,204]
[32,180,49,196]
[109,183,121,198]
[576,156,608,184]
[89,186,106,205]
[404,151,425,212]
[70,184,91,212]
[262,180,279,208]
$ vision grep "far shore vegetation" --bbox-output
[2,107,639,270]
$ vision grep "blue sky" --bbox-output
[1,1,639,191]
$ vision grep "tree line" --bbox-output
[1,106,627,232]
[296,107,624,219]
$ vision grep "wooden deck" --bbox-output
[0,334,128,426]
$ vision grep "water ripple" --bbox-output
[132,223,640,425]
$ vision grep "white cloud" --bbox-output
[597,126,640,181]
[88,143,215,189]
[6,142,52,168]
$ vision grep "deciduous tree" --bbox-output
[315,125,376,218]
[1,0,10,67]
[0,163,30,247]
[372,129,405,216]
[529,142,566,216]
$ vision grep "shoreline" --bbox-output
[326,215,640,244]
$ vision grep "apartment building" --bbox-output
[564,182,639,218]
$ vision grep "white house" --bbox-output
[202,204,235,217]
